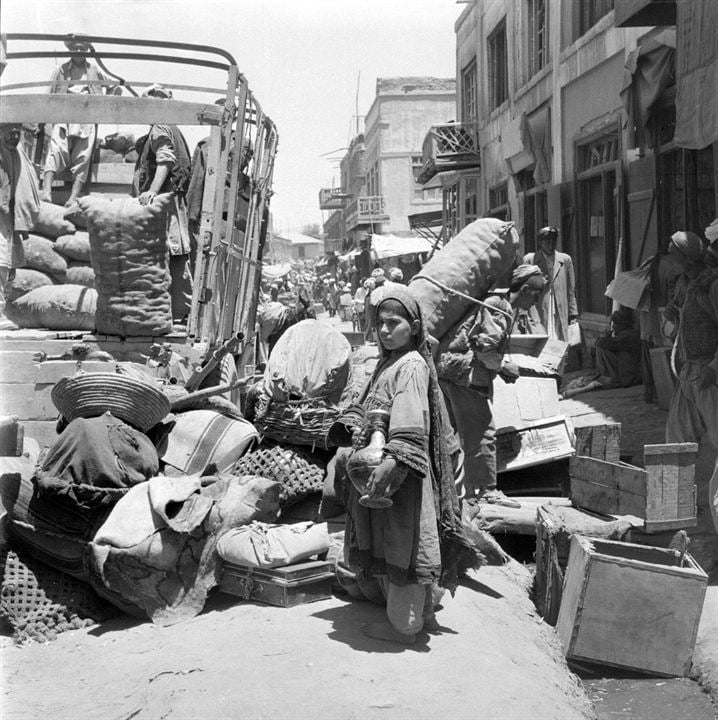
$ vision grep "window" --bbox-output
[411,155,440,201]
[367,161,380,196]
[527,0,548,78]
[489,183,510,220]
[444,175,481,239]
[579,0,614,36]
[461,58,478,124]
[521,190,548,253]
[488,20,509,110]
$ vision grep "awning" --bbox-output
[422,170,460,190]
[370,233,433,260]
[261,262,292,280]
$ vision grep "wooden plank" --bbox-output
[556,535,593,654]
[574,423,621,462]
[644,442,698,456]
[571,476,647,517]
[0,94,223,126]
[644,517,697,533]
[570,456,647,496]
[0,384,57,420]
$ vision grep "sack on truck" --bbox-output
[78,194,173,337]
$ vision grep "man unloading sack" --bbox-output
[437,264,546,507]
[132,83,193,326]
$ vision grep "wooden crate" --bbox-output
[569,442,698,533]
[497,416,574,473]
[573,422,621,463]
[534,505,640,626]
[557,535,707,676]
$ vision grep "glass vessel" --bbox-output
[346,408,392,509]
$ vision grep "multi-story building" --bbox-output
[319,77,457,253]
[419,0,717,345]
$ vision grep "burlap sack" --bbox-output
[408,218,519,341]
[21,235,68,280]
[33,201,76,239]
[66,262,95,288]
[77,194,173,337]
[7,285,96,330]
[7,268,55,302]
[55,232,91,262]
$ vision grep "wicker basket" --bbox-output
[232,444,326,509]
[254,396,341,448]
[51,371,170,432]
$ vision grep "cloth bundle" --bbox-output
[255,320,353,446]
[217,520,330,568]
[89,474,282,623]
[77,193,174,336]
[232,443,327,509]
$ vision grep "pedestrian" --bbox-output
[339,283,353,322]
[353,278,373,333]
[330,287,481,645]
[594,307,642,389]
[523,226,578,341]
[40,38,116,207]
[327,279,340,317]
[665,229,718,443]
[0,123,40,330]
[437,264,546,506]
[132,83,193,326]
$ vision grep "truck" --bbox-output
[0,33,279,446]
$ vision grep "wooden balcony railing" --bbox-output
[418,122,481,184]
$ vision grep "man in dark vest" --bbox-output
[133,83,193,325]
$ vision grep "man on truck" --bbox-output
[0,123,40,330]
[132,83,193,326]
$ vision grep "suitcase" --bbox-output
[219,559,334,607]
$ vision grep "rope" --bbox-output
[410,274,515,322]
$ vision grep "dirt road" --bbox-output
[2,564,594,720]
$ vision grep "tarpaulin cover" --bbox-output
[370,233,433,260]
[262,262,292,280]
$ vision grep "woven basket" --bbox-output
[232,444,326,509]
[254,395,341,448]
[0,549,116,644]
[51,371,170,431]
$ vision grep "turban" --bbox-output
[363,278,376,290]
[510,264,545,291]
[389,267,404,281]
[705,218,718,243]
[371,268,385,278]
[537,226,559,241]
[669,231,705,261]
[142,83,173,99]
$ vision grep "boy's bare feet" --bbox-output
[362,622,415,645]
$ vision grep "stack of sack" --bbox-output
[7,201,97,330]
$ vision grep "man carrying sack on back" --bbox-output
[132,83,193,326]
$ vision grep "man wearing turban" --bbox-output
[436,264,546,507]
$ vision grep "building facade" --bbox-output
[420,0,717,345]
[319,77,457,252]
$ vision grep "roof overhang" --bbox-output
[615,0,676,27]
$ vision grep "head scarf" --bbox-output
[510,264,545,292]
[669,230,705,261]
[371,287,483,591]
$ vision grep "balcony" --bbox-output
[318,187,351,210]
[615,0,676,27]
[345,195,390,229]
[417,122,481,184]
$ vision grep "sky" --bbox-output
[1,0,462,233]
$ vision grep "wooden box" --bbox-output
[557,535,707,676]
[534,505,640,626]
[569,442,698,533]
[573,422,621,463]
[219,559,333,607]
